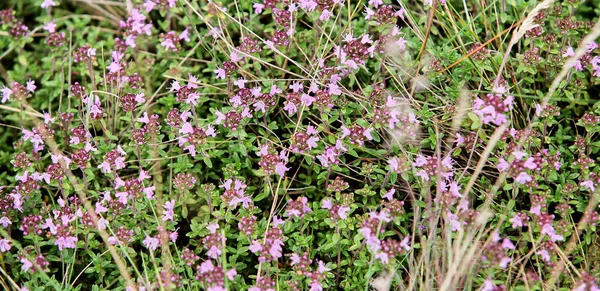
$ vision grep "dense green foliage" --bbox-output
[0,0,599,290]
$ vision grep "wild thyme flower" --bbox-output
[249,276,276,291]
[196,259,237,290]
[20,215,43,236]
[143,0,177,12]
[160,29,190,52]
[473,84,514,126]
[496,151,537,185]
[257,144,290,177]
[238,215,258,236]
[180,248,199,266]
[481,233,514,269]
[163,200,175,222]
[174,173,196,191]
[572,272,600,291]
[120,92,144,112]
[178,124,216,157]
[290,252,312,275]
[108,226,135,245]
[120,9,152,48]
[219,178,251,209]
[284,196,312,218]
[73,44,96,63]
[41,0,58,9]
[321,199,351,220]
[0,239,10,252]
[249,227,284,263]
[54,224,79,251]
[290,125,319,153]
[412,154,454,182]
[143,234,160,251]
[202,224,225,259]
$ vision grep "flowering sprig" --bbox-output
[249,227,285,263]
[473,83,514,126]
[496,151,537,185]
[256,143,290,177]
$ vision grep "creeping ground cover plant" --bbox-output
[0,0,600,290]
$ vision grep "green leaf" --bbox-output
[467,112,481,130]
[182,204,188,219]
[203,156,213,168]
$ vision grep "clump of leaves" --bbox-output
[0,0,599,291]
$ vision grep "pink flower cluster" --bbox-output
[1,79,35,103]
[18,253,49,273]
[73,44,96,63]
[177,123,216,157]
[497,151,537,185]
[40,197,84,251]
[360,210,410,264]
[229,81,278,114]
[249,276,276,291]
[334,33,377,70]
[219,178,252,209]
[282,80,334,116]
[321,198,351,220]
[340,124,373,146]
[285,196,312,218]
[203,222,225,259]
[572,272,600,291]
[22,126,46,153]
[288,253,330,291]
[289,125,320,153]
[114,171,156,204]
[196,259,237,291]
[382,189,406,216]
[383,96,420,134]
[473,84,514,126]
[119,9,152,48]
[412,154,454,182]
[143,0,177,12]
[316,140,347,167]
[98,146,126,174]
[0,8,28,38]
[481,232,515,269]
[562,43,600,75]
[160,29,190,52]
[108,226,135,245]
[256,144,290,177]
[249,227,285,263]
